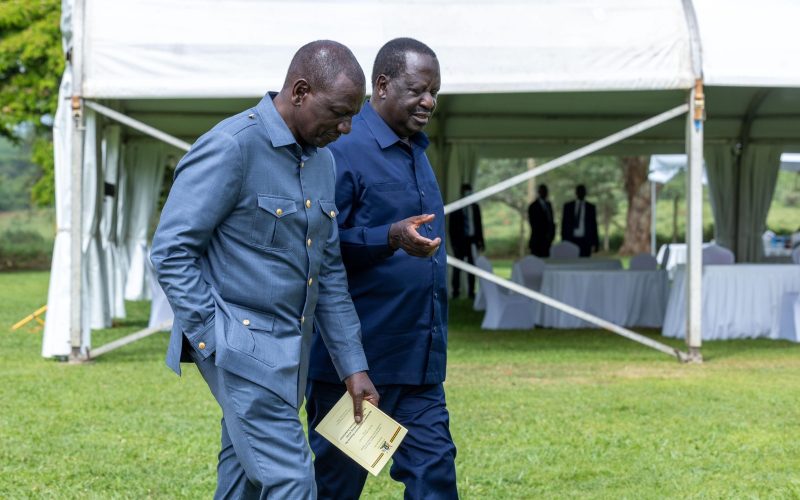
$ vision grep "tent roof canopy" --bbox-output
[77,0,800,152]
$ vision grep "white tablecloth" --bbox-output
[537,270,669,329]
[662,264,800,340]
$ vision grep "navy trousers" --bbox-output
[192,352,316,499]
[306,380,458,500]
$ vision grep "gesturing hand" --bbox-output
[388,214,442,258]
[344,371,380,423]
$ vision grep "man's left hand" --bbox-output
[344,371,380,423]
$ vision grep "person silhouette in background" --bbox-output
[449,183,484,299]
[528,184,555,257]
[561,184,599,257]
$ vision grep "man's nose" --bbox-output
[420,93,436,111]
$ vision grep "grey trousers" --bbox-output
[192,352,316,499]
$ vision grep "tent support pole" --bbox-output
[444,103,689,214]
[90,322,172,359]
[449,257,688,361]
[84,101,191,152]
[69,0,87,362]
[685,80,704,362]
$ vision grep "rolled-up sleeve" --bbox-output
[150,131,243,338]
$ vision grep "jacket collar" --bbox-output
[361,100,429,151]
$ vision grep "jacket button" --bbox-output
[305,199,312,208]
[276,208,283,216]
[300,161,305,168]
[307,238,312,247]
[301,315,305,324]
[242,319,250,326]
[198,342,206,350]
[308,278,313,286]
[329,210,336,218]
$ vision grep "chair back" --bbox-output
[551,241,580,259]
[658,244,671,269]
[630,253,658,271]
[517,255,545,290]
[702,244,735,265]
[792,246,800,264]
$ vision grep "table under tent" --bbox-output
[43,0,800,363]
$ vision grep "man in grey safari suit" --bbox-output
[151,41,379,499]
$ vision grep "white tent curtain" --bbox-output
[100,124,125,319]
[84,110,111,331]
[114,140,130,317]
[123,142,167,301]
[736,145,782,261]
[706,144,738,253]
[707,144,782,262]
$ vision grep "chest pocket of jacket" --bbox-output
[316,200,339,242]
[252,195,298,250]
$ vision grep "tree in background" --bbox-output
[618,155,655,255]
[0,0,63,207]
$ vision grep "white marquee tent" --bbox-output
[44,0,800,362]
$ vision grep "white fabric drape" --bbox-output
[100,124,126,319]
[123,142,166,301]
[706,144,782,262]
[84,110,111,331]
[737,145,782,261]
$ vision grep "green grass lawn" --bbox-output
[3,272,800,498]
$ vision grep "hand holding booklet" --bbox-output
[315,392,408,476]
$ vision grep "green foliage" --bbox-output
[3,273,800,497]
[0,0,63,139]
[0,137,41,210]
[0,0,63,206]
[0,228,51,270]
[29,136,54,206]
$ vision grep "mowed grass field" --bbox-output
[2,271,800,498]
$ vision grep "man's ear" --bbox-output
[291,78,311,107]
[374,74,390,100]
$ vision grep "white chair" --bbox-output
[475,256,537,330]
[551,241,580,259]
[515,255,546,290]
[702,244,735,265]
[630,253,658,271]
[793,246,800,264]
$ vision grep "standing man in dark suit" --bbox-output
[307,38,458,499]
[561,184,599,257]
[449,183,484,299]
[528,184,555,257]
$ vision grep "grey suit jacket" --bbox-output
[151,93,368,408]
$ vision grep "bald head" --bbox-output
[283,40,365,93]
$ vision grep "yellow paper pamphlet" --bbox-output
[314,392,407,476]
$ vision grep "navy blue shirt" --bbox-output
[308,102,448,386]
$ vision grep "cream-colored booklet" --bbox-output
[315,392,408,476]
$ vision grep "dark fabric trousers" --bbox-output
[306,380,458,500]
[451,242,476,298]
[192,352,315,499]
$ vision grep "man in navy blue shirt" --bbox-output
[307,38,457,499]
